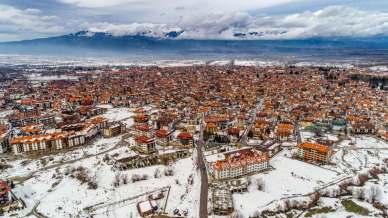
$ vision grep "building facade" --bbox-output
[213,148,269,180]
[297,142,332,163]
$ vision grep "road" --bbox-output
[84,186,171,214]
[239,98,263,146]
[196,99,261,217]
[295,121,302,144]
[195,99,263,217]
[196,118,208,218]
[30,201,49,218]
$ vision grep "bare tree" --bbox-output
[121,173,128,185]
[131,174,141,183]
[164,166,174,176]
[154,168,161,178]
[113,173,121,187]
[352,187,364,200]
[320,186,341,198]
[88,177,98,189]
[365,185,382,203]
[229,210,244,218]
[256,178,265,191]
[368,166,381,179]
[356,173,369,186]
[308,192,320,208]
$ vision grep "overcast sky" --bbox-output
[1,0,388,41]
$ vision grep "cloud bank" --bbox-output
[0,4,65,41]
[84,6,388,40]
[1,2,388,41]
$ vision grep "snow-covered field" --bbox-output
[2,136,122,180]
[338,135,388,149]
[2,134,200,218]
[3,104,387,218]
[233,151,341,217]
[229,135,388,217]
[101,107,134,127]
[36,156,198,218]
[26,73,80,81]
[102,107,133,122]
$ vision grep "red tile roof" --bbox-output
[177,132,193,140]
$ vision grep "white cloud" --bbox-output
[88,22,182,37]
[58,0,141,8]
[2,3,388,42]
[279,6,388,38]
[58,0,297,12]
[0,4,64,35]
[85,6,388,40]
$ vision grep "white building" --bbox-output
[213,148,270,180]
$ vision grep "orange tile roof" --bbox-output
[214,149,268,170]
[298,142,330,153]
[11,132,67,144]
[277,123,294,130]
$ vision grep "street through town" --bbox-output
[196,119,208,218]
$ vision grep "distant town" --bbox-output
[0,64,387,218]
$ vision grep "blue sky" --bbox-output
[1,0,388,41]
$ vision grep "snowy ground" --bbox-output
[101,107,134,127]
[2,135,200,218]
[3,112,387,218]
[2,135,122,178]
[228,135,388,217]
[300,131,315,141]
[232,151,341,217]
[0,110,13,118]
[337,135,388,149]
[102,107,133,122]
[26,73,79,81]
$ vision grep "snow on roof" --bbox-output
[96,104,113,109]
[206,153,225,163]
[138,200,157,212]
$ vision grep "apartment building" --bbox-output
[11,132,68,154]
[213,148,269,180]
[297,142,332,163]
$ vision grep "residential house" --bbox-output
[137,200,157,217]
[176,132,193,148]
[155,129,173,146]
[275,123,294,141]
[134,136,156,154]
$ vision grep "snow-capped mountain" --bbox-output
[1,30,388,62]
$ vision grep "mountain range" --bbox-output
[1,31,388,62]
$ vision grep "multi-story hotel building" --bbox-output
[11,132,69,154]
[297,142,332,163]
[212,148,269,180]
